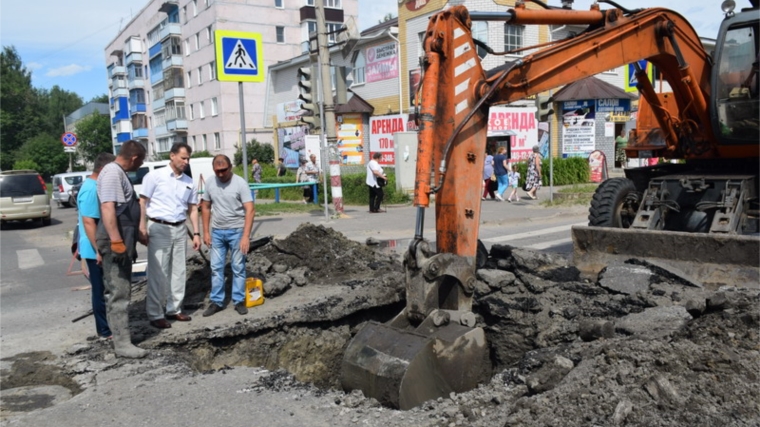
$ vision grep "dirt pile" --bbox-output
[4,223,758,426]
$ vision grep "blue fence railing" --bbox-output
[249,182,318,204]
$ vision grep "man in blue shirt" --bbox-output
[77,152,116,339]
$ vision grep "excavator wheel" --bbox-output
[588,178,640,228]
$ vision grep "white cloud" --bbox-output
[46,64,92,77]
[26,62,44,70]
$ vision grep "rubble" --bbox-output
[2,223,759,426]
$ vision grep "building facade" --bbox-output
[104,0,358,160]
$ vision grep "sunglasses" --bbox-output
[214,167,230,174]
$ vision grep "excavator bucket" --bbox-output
[572,226,760,289]
[341,309,489,410]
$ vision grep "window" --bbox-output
[326,23,340,43]
[206,26,212,44]
[214,132,220,149]
[187,71,192,88]
[154,111,166,127]
[306,0,314,5]
[163,67,183,89]
[275,0,283,7]
[192,0,198,16]
[166,100,185,120]
[147,28,160,46]
[192,135,197,151]
[209,61,216,80]
[324,0,341,7]
[202,134,208,150]
[195,33,200,51]
[276,26,285,43]
[352,51,365,85]
[184,39,190,56]
[417,31,426,62]
[199,101,205,119]
[158,137,171,153]
[211,97,218,116]
[472,21,488,58]
[504,24,523,53]
[197,67,203,84]
[188,104,195,120]
[182,6,187,23]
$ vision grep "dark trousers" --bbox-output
[86,258,111,337]
[482,179,496,199]
[368,185,384,212]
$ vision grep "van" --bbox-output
[0,170,52,226]
[130,157,216,198]
[52,171,91,208]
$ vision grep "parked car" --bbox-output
[52,171,91,208]
[0,170,52,226]
[129,157,215,197]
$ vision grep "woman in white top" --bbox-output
[365,152,387,213]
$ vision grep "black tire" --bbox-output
[41,216,52,226]
[588,178,639,228]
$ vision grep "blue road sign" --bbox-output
[215,30,265,83]
[61,132,77,146]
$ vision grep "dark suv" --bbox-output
[0,170,52,226]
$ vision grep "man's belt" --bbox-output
[148,217,185,226]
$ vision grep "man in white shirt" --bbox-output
[304,153,320,203]
[365,152,387,213]
[139,142,201,329]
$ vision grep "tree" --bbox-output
[74,112,113,163]
[39,85,83,136]
[378,13,395,24]
[89,94,109,104]
[15,134,69,180]
[234,139,274,166]
[0,46,41,170]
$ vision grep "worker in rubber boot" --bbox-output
[96,140,148,359]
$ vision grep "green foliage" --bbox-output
[512,156,590,187]
[38,85,82,136]
[192,150,212,158]
[12,159,39,171]
[15,133,68,180]
[88,94,109,103]
[74,112,112,163]
[234,139,274,166]
[1,46,41,170]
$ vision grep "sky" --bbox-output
[0,0,722,103]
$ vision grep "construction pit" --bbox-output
[2,223,759,426]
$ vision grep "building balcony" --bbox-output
[164,87,185,100]
[116,132,132,143]
[162,55,183,69]
[108,65,126,78]
[154,124,168,137]
[159,0,179,13]
[128,78,145,90]
[133,128,149,138]
[112,87,129,98]
[130,103,147,115]
[166,119,187,132]
[159,23,181,42]
[125,52,143,65]
[149,43,162,59]
[152,97,166,111]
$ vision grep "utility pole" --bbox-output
[315,0,346,216]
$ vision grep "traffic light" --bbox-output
[535,94,554,122]
[297,66,321,131]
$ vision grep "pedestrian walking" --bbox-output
[493,146,510,201]
[251,158,262,183]
[78,152,116,340]
[296,158,312,204]
[366,152,387,213]
[506,167,521,202]
[482,150,496,201]
[304,153,320,203]
[524,145,543,200]
[95,140,148,358]
[276,157,287,177]
[616,129,628,169]
[201,155,255,317]
[139,142,201,329]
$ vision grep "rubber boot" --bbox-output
[103,253,147,359]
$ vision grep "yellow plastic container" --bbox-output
[245,277,265,308]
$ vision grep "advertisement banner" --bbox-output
[487,106,538,161]
[562,103,596,157]
[369,114,406,165]
[365,42,398,83]
[277,125,310,168]
[336,113,364,165]
[276,100,304,123]
[588,150,608,183]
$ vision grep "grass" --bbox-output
[556,184,599,193]
[540,183,598,207]
[254,201,326,216]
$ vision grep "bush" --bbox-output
[234,139,274,166]
[13,159,39,171]
[512,156,590,187]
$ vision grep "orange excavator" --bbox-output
[342,0,759,409]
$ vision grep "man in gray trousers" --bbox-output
[96,140,148,358]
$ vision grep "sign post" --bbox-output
[215,30,265,181]
[61,132,78,172]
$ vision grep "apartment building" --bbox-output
[104,0,358,161]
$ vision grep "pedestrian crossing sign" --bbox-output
[215,30,265,82]
[624,60,653,93]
